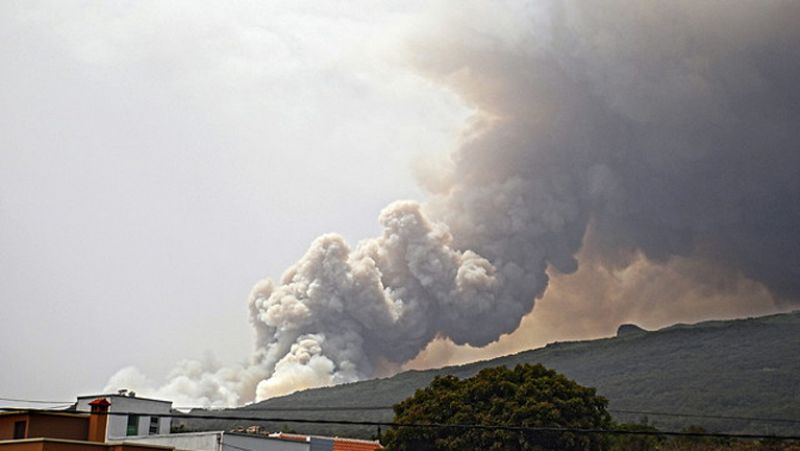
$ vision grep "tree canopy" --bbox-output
[383,363,612,451]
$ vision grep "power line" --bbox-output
[609,408,800,425]
[0,396,73,404]
[3,395,799,427]
[3,407,799,442]
[185,404,800,426]
[233,405,394,412]
[4,397,799,427]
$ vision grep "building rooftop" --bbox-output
[76,393,172,404]
[268,432,384,449]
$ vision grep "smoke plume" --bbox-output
[106,0,800,405]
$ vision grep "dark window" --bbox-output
[13,421,26,439]
[126,415,139,436]
[148,416,159,435]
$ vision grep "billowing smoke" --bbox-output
[107,0,800,405]
[406,230,785,371]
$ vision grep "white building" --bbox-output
[76,391,172,440]
[74,393,381,450]
[125,431,312,451]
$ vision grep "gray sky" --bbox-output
[3,1,798,407]
[0,1,467,404]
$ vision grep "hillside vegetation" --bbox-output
[175,311,800,438]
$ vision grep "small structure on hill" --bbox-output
[616,323,647,337]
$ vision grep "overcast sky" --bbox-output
[3,0,798,408]
[0,1,468,404]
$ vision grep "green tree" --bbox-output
[383,364,612,451]
[608,418,663,451]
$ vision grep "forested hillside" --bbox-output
[174,311,800,437]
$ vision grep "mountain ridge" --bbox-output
[175,310,800,437]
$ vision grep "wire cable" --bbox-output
[4,396,798,426]
[2,407,798,442]
[228,405,393,412]
[609,408,800,425]
[181,404,800,425]
[0,396,73,404]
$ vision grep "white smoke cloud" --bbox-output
[106,0,800,405]
[246,200,535,400]
[105,355,260,407]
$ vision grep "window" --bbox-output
[148,416,159,435]
[126,415,139,436]
[13,421,26,439]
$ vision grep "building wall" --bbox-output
[308,437,333,451]
[76,396,171,439]
[26,416,88,441]
[264,435,380,451]
[128,432,310,451]
[0,414,88,441]
[0,438,175,451]
[37,441,107,451]
[108,445,175,451]
[124,432,222,451]
[0,441,43,451]
[224,434,308,451]
[0,414,28,440]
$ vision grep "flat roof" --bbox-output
[126,432,308,446]
[226,432,318,444]
[128,431,224,438]
[271,432,382,445]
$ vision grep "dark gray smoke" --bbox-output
[417,0,800,301]
[107,0,800,404]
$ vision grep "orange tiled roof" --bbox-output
[269,433,383,450]
[267,433,308,442]
[333,438,384,451]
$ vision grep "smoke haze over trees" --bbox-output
[105,0,800,405]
